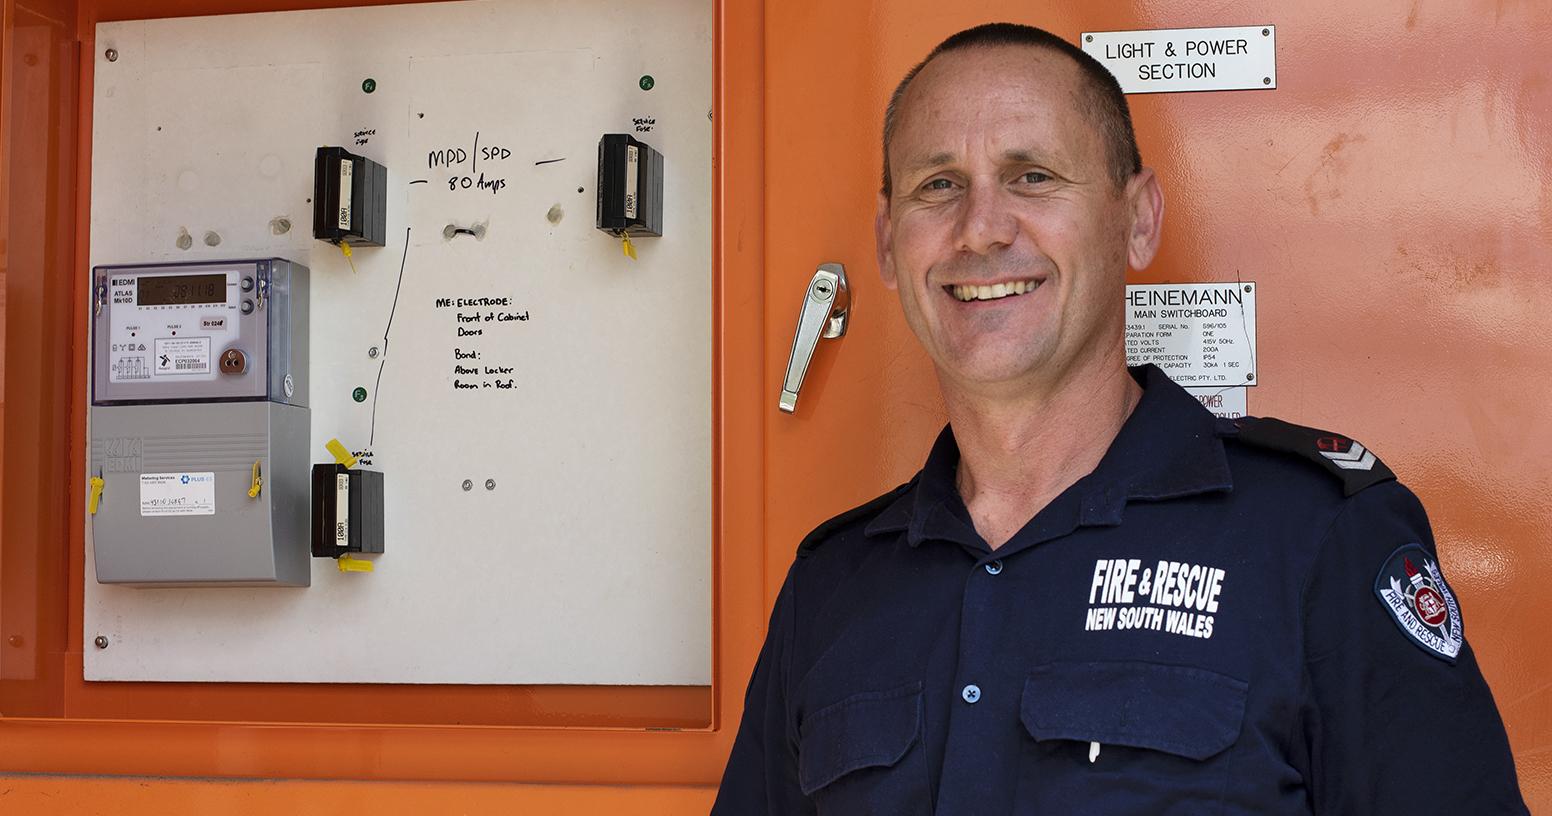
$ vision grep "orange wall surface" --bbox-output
[4,0,1551,812]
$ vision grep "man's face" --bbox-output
[876,45,1160,394]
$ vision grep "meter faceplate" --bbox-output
[91,259,308,406]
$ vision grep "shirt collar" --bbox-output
[864,365,1233,547]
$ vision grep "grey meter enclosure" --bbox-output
[89,259,311,587]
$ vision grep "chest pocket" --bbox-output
[798,681,932,816]
[1016,661,1247,816]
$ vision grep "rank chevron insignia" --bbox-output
[1316,435,1376,471]
[1226,417,1396,496]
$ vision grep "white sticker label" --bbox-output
[624,144,639,220]
[335,473,350,547]
[1126,283,1256,387]
[140,472,216,516]
[1082,25,1277,94]
[338,158,354,230]
[1185,386,1248,420]
[153,336,212,376]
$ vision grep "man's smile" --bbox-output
[944,279,1043,302]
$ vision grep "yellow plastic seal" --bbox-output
[337,554,374,573]
[621,233,638,260]
[325,438,358,469]
[88,476,105,515]
[340,241,358,274]
[247,460,263,498]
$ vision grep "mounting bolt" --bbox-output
[1246,373,1256,382]
[461,479,473,492]
[94,635,109,649]
[1085,34,1093,43]
[1244,284,1253,292]
[485,479,496,491]
[105,48,118,62]
[1263,77,1272,85]
[368,346,380,359]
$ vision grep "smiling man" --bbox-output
[712,22,1526,815]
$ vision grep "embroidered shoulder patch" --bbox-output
[1373,544,1463,663]
[1230,417,1396,496]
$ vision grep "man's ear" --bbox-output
[875,191,898,290]
[1124,168,1165,272]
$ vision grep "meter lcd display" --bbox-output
[136,274,227,306]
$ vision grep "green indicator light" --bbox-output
[361,78,377,94]
[352,387,368,402]
[639,75,655,91]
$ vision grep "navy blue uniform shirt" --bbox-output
[713,365,1526,815]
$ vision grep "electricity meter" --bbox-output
[89,259,311,586]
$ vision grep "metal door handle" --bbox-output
[780,263,850,413]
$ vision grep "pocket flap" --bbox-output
[1021,661,1246,761]
[798,681,923,795]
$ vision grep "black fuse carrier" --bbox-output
[313,147,387,247]
[311,463,385,558]
[596,134,664,238]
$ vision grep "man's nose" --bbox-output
[953,181,1017,255]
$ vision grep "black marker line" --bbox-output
[369,357,386,445]
[472,130,480,173]
[409,179,429,185]
[534,157,566,166]
[382,226,411,354]
[370,226,412,445]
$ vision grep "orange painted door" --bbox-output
[762,0,1551,810]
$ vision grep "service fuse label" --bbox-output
[1125,283,1256,387]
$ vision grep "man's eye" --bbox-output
[922,178,955,191]
[1020,171,1051,184]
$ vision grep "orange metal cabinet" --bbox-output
[2,0,760,808]
[3,0,1551,813]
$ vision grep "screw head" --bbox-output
[105,48,118,62]
[352,387,368,402]
[1246,373,1256,382]
[1263,77,1272,85]
[1244,284,1253,292]
[94,636,109,649]
[485,479,496,491]
[362,78,377,93]
[639,75,655,91]
[283,375,295,398]
[368,346,380,359]
[462,479,474,492]
[1262,28,1270,36]
[1085,34,1093,43]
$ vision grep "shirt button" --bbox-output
[961,684,981,704]
[984,560,1003,575]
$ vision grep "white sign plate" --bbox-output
[1082,25,1276,94]
[153,336,211,376]
[1126,283,1256,387]
[1185,386,1248,420]
[140,472,216,517]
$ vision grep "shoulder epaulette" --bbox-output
[797,479,916,556]
[1223,417,1395,497]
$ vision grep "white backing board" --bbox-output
[86,0,713,685]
